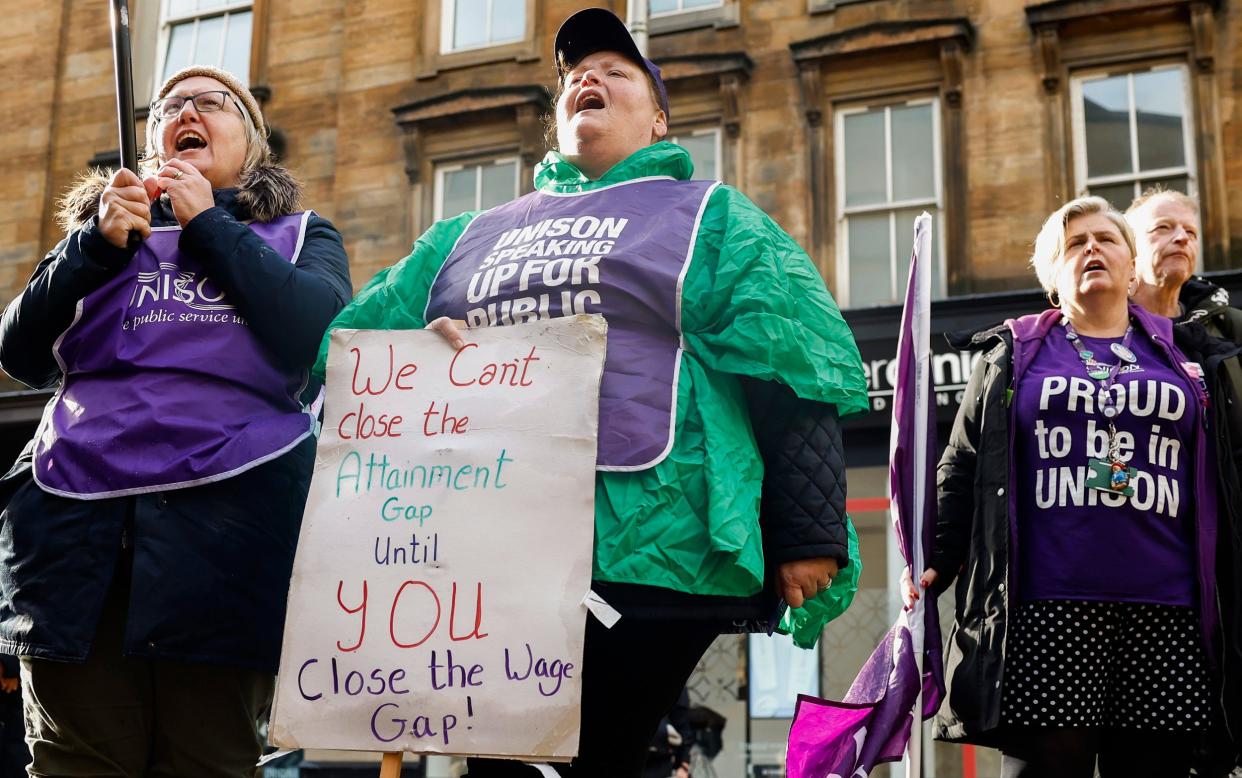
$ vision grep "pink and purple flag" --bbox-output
[786,213,945,778]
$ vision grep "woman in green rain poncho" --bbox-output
[313,9,868,777]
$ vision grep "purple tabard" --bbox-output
[34,212,316,498]
[426,177,717,470]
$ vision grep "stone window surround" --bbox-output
[648,1,740,36]
[439,0,527,56]
[1025,0,1228,268]
[151,0,254,96]
[657,52,753,186]
[1068,63,1197,212]
[833,97,946,308]
[392,86,550,236]
[790,18,973,294]
[417,0,543,81]
[388,54,749,236]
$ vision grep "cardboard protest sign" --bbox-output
[270,315,606,761]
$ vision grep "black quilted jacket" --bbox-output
[594,377,850,626]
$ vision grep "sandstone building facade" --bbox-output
[9,0,1239,310]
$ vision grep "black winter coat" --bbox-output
[1176,321,1242,769]
[928,323,1013,745]
[0,165,351,673]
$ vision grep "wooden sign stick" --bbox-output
[379,752,403,777]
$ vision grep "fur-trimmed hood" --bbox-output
[56,163,303,233]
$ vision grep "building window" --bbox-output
[434,158,520,221]
[651,0,723,15]
[156,0,252,89]
[835,99,944,308]
[1071,64,1195,210]
[441,0,526,53]
[670,128,721,181]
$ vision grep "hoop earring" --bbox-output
[1047,289,1061,308]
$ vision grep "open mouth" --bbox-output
[175,131,207,152]
[575,92,605,112]
[1082,259,1107,275]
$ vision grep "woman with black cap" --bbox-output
[316,9,866,776]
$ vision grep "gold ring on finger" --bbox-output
[174,169,184,180]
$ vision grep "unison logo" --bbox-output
[129,262,235,312]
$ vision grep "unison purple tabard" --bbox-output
[426,177,717,470]
[34,213,316,498]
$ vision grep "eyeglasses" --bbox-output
[149,91,236,122]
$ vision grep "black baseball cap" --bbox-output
[554,7,670,120]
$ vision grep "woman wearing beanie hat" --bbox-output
[0,66,351,775]
[317,9,865,776]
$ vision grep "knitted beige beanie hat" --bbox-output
[155,66,266,137]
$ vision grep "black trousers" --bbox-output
[465,615,720,778]
[998,727,1198,778]
[20,553,272,778]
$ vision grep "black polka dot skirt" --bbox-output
[1000,599,1211,731]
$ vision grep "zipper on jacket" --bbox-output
[1003,336,1023,611]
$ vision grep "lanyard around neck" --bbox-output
[1061,318,1135,419]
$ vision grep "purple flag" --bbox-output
[786,213,945,777]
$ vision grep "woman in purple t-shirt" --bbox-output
[907,196,1227,777]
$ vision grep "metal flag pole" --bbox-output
[108,0,141,248]
[905,213,934,778]
[108,0,139,172]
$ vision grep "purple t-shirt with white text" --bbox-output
[1014,327,1198,606]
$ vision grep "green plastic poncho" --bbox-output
[315,142,868,645]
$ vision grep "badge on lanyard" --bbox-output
[1063,321,1141,496]
[1086,456,1137,496]
[1087,413,1138,495]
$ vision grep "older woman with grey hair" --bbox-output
[908,196,1231,776]
[0,66,351,775]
